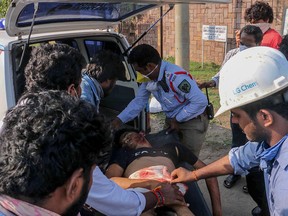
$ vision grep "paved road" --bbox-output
[198,175,255,216]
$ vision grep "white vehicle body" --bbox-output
[0,0,230,130]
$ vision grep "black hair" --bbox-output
[25,43,86,92]
[241,88,288,121]
[127,44,161,68]
[85,50,126,83]
[240,25,263,45]
[244,1,274,23]
[113,128,140,149]
[279,34,288,60]
[0,90,112,204]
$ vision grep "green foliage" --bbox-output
[190,62,221,110]
[0,0,11,18]
[164,56,175,63]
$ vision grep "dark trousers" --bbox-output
[246,168,270,216]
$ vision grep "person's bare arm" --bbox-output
[193,160,222,216]
[105,163,125,178]
[143,183,186,211]
[171,155,233,182]
[111,117,123,130]
[106,163,161,190]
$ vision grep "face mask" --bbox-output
[251,23,270,34]
[146,82,158,92]
[143,64,158,79]
[137,72,150,83]
[239,44,249,52]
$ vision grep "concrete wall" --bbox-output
[120,0,288,65]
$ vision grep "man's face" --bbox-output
[120,131,147,149]
[102,79,116,97]
[231,108,267,142]
[133,63,158,80]
[69,78,82,98]
[240,32,258,48]
[63,166,95,216]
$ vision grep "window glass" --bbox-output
[17,2,155,27]
[84,40,130,80]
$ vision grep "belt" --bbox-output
[191,112,207,120]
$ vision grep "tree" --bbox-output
[0,0,11,18]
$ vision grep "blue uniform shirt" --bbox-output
[229,137,288,215]
[118,61,207,123]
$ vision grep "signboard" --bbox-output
[202,25,227,42]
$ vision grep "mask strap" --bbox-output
[144,64,158,78]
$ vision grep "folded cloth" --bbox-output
[129,165,187,195]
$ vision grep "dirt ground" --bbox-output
[150,113,256,216]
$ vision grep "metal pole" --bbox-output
[175,4,190,72]
[202,39,204,69]
[160,6,163,58]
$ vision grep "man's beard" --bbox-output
[62,169,91,216]
[103,82,115,97]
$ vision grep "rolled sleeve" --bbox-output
[86,167,146,216]
[229,142,260,175]
[212,72,220,88]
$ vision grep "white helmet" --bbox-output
[215,46,288,117]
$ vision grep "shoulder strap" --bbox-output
[158,71,170,92]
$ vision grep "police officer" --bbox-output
[112,44,209,157]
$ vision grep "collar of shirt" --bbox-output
[274,136,288,170]
[0,195,60,216]
[90,76,104,99]
[157,60,167,82]
[256,135,288,173]
[82,74,104,99]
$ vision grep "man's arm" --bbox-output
[193,160,222,216]
[172,142,261,182]
[88,166,186,216]
[171,155,233,183]
[87,166,147,216]
[116,83,151,125]
[106,163,160,190]
[176,143,222,216]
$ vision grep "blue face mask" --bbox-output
[239,44,249,52]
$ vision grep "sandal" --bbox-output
[251,206,262,216]
[223,174,241,188]
[242,185,249,193]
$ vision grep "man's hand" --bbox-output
[171,167,196,183]
[166,118,180,134]
[111,117,123,130]
[157,182,186,206]
[198,80,216,89]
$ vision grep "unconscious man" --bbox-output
[106,129,222,216]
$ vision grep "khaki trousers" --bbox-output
[165,114,209,157]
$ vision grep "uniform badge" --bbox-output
[178,80,191,93]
